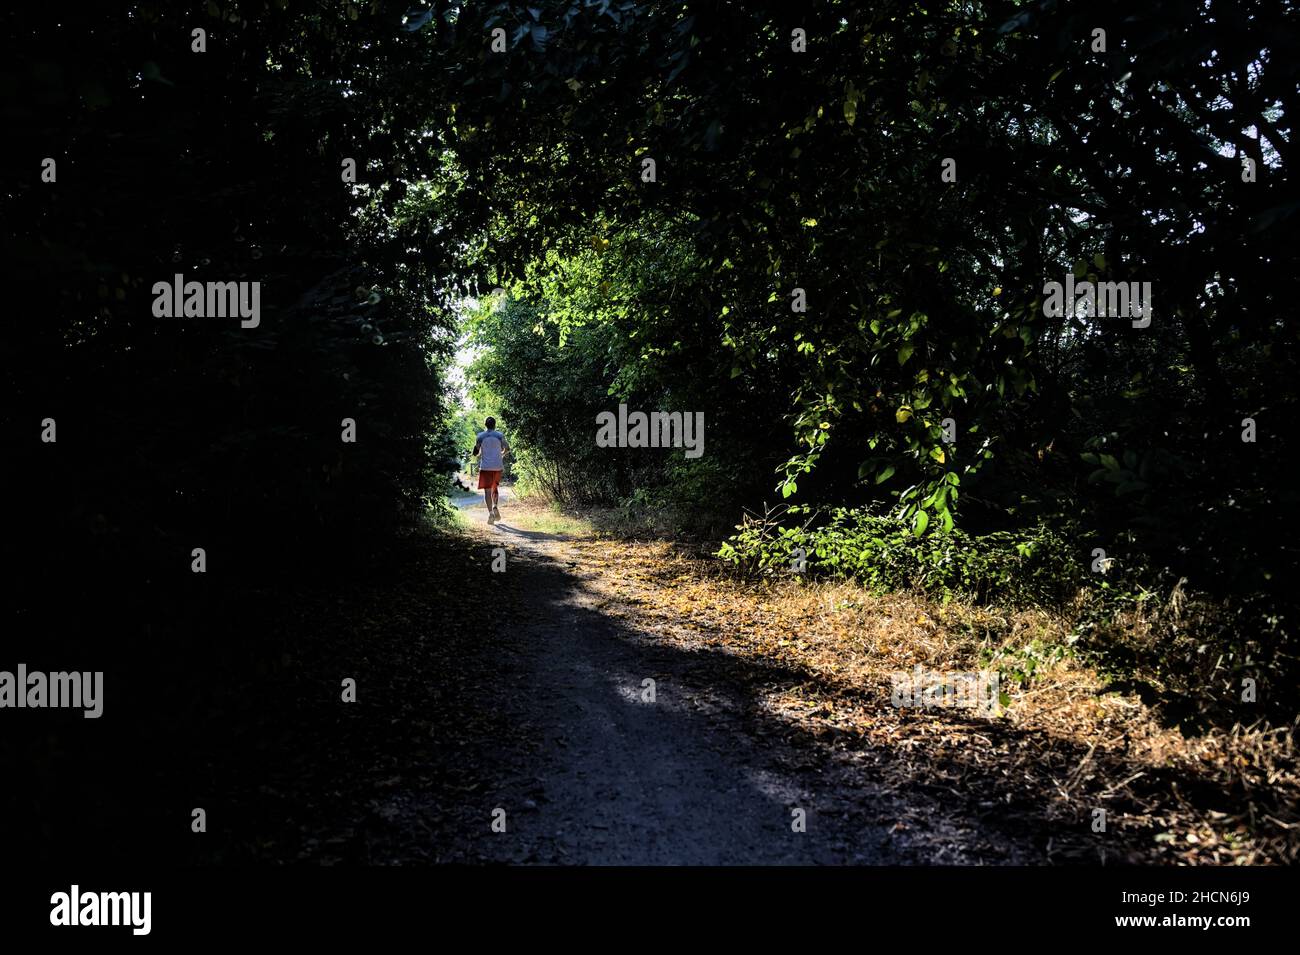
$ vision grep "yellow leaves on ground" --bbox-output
[472,499,1294,864]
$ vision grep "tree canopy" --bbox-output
[2,0,1295,701]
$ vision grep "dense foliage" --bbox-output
[2,0,1295,707]
[1,2,474,581]
[440,0,1297,587]
[443,0,1298,713]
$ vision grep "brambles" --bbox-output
[717,506,1082,609]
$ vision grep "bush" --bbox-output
[719,505,1300,726]
[717,506,1083,609]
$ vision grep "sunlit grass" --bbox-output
[503,500,593,537]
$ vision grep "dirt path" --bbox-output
[451,482,515,510]
[109,480,1284,868]
[449,499,903,864]
[206,499,1275,866]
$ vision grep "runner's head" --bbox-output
[485,416,496,430]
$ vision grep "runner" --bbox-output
[472,417,509,523]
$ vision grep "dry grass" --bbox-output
[506,499,1299,864]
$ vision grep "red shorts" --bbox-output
[477,470,502,490]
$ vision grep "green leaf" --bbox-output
[875,465,896,484]
[898,343,915,365]
[912,509,930,536]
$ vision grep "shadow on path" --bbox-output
[378,519,1241,865]
[368,523,997,863]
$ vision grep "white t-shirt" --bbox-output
[476,430,506,471]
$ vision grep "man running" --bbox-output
[473,417,509,523]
